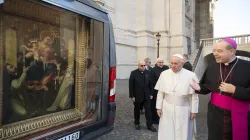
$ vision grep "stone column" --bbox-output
[152,0,169,63]
[183,0,196,55]
[168,0,185,61]
[114,0,138,79]
[191,0,197,51]
[136,0,155,62]
[195,0,212,47]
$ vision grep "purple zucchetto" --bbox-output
[223,38,237,49]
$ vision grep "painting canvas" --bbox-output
[0,0,105,139]
[2,15,76,125]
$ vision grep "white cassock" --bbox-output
[155,68,199,140]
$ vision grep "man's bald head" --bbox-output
[137,60,145,71]
[138,60,145,65]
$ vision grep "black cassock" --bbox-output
[151,65,169,124]
[183,61,193,71]
[197,58,250,140]
[129,69,153,127]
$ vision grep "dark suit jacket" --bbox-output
[151,65,169,87]
[183,61,193,71]
[146,66,153,71]
[129,69,153,102]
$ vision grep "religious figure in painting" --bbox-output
[47,65,74,111]
[2,19,76,124]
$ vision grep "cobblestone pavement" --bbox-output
[97,80,210,140]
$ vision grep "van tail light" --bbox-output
[109,67,116,102]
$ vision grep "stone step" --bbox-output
[190,60,195,65]
[188,49,200,65]
[194,49,199,53]
[189,55,197,60]
[190,55,198,60]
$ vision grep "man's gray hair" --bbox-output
[156,57,164,63]
[179,58,184,63]
[144,58,151,62]
[226,44,235,50]
[183,54,189,59]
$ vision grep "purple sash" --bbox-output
[210,92,249,140]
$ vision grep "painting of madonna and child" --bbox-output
[2,15,83,125]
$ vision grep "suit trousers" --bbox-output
[134,99,152,127]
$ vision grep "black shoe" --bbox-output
[135,124,140,130]
[147,126,157,132]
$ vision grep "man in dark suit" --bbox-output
[139,58,152,115]
[183,54,193,71]
[129,60,156,132]
[144,58,152,71]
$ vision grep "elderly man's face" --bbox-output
[170,57,183,73]
[138,61,146,72]
[157,60,164,68]
[213,41,235,63]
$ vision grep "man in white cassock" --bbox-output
[155,54,199,140]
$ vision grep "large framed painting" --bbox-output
[0,0,103,139]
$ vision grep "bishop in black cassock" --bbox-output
[191,38,250,140]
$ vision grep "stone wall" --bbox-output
[94,0,204,79]
[195,0,214,47]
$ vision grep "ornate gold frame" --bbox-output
[0,6,3,129]
[0,0,88,139]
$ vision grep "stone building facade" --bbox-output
[94,0,214,79]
